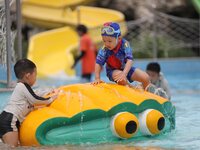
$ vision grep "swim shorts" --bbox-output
[0,111,20,138]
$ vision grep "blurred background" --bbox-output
[0,0,199,84]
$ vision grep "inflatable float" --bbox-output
[19,83,175,146]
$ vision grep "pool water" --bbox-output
[0,58,200,150]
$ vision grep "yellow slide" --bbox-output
[23,1,127,78]
[28,27,77,78]
[22,0,88,8]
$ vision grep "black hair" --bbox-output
[14,58,36,79]
[76,24,88,34]
[146,62,161,73]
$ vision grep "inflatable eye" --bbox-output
[110,112,139,139]
[139,109,165,135]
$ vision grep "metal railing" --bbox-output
[0,0,22,88]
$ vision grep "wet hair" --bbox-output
[146,62,161,73]
[76,24,88,34]
[14,58,36,79]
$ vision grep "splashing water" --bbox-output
[78,91,84,139]
[66,91,71,113]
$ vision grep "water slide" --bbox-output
[22,0,92,8]
[22,1,127,78]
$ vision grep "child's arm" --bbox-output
[34,88,55,97]
[162,77,171,100]
[93,47,106,85]
[92,63,104,85]
[114,40,134,83]
[123,59,133,76]
[21,83,58,106]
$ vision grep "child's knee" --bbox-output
[145,73,150,83]
[2,132,19,147]
[142,73,150,88]
[117,80,127,85]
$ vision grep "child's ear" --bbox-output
[25,73,31,78]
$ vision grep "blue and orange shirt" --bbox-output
[96,38,133,72]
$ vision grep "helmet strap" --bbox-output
[115,33,120,45]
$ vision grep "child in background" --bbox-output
[0,59,59,147]
[71,24,96,82]
[92,22,150,89]
[146,62,171,99]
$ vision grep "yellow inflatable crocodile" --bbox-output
[19,83,175,146]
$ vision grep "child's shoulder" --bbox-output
[14,82,30,91]
[15,82,23,87]
[10,82,27,98]
[97,46,109,57]
[13,82,24,91]
[121,38,131,48]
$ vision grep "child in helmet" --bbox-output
[92,22,150,89]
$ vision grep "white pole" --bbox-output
[16,0,22,59]
[5,0,12,88]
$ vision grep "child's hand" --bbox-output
[49,89,60,100]
[114,72,127,83]
[51,94,58,100]
[91,79,104,85]
[51,89,60,94]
